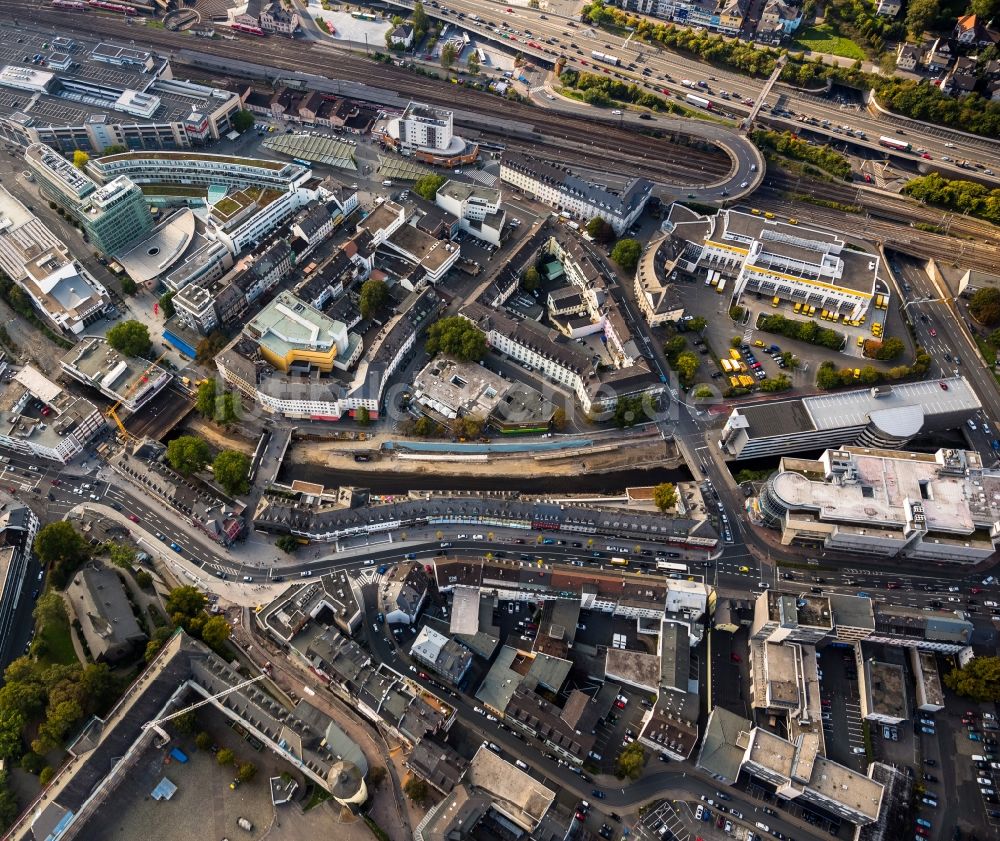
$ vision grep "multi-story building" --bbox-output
[860,661,907,724]
[78,177,155,255]
[389,102,455,151]
[757,446,1000,562]
[259,1,300,33]
[755,0,803,42]
[0,184,111,334]
[720,377,980,459]
[61,337,171,413]
[0,506,40,669]
[435,180,505,245]
[501,154,652,235]
[1,53,243,154]
[0,367,106,464]
[66,567,147,663]
[409,626,473,685]
[206,186,315,257]
[665,204,884,322]
[741,729,884,825]
[87,151,310,194]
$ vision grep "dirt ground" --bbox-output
[289,437,680,478]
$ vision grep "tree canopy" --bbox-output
[425,316,487,361]
[902,172,1000,228]
[33,523,89,589]
[652,483,677,512]
[413,174,446,201]
[359,278,389,319]
[106,320,151,358]
[213,450,250,497]
[970,288,1000,327]
[440,42,458,68]
[232,110,254,133]
[610,238,642,271]
[615,741,646,779]
[159,291,176,318]
[944,656,1000,701]
[166,436,211,476]
[72,150,89,169]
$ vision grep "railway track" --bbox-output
[13,4,734,187]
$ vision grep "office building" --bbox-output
[0,185,111,334]
[79,177,155,255]
[860,660,907,724]
[0,367,105,464]
[720,377,980,459]
[88,151,310,193]
[61,337,171,413]
[757,446,1000,562]
[435,180,505,246]
[501,154,652,234]
[0,507,40,670]
[389,102,455,152]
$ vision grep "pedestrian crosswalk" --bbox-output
[466,169,498,187]
[742,326,754,343]
[353,569,385,587]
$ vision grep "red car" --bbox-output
[972,587,984,594]
[731,653,742,662]
[614,700,626,709]
[929,328,937,336]
[887,582,900,589]
[128,514,139,523]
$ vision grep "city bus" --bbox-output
[656,561,687,573]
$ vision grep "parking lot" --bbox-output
[816,647,867,771]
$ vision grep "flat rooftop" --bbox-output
[808,756,883,822]
[245,291,346,353]
[96,150,289,171]
[438,179,499,205]
[60,337,167,403]
[771,446,996,534]
[605,647,661,692]
[767,590,833,629]
[867,661,907,720]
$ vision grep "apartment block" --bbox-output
[435,180,505,246]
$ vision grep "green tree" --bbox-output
[106,319,151,358]
[276,535,300,554]
[20,751,45,774]
[356,406,371,427]
[196,731,212,751]
[144,626,174,663]
[120,276,137,295]
[759,374,792,392]
[425,316,487,361]
[0,770,18,828]
[33,591,67,628]
[368,766,387,790]
[414,416,438,437]
[39,766,55,787]
[859,365,881,385]
[196,380,218,418]
[613,395,646,428]
[615,742,646,779]
[586,216,615,243]
[466,50,480,74]
[165,586,207,623]
[944,656,1000,701]
[135,570,153,589]
[232,109,254,133]
[0,709,25,760]
[687,316,707,332]
[196,332,228,363]
[213,450,250,496]
[217,748,235,766]
[873,337,904,360]
[663,336,687,360]
[610,238,642,271]
[905,0,937,38]
[412,174,446,201]
[173,710,197,735]
[692,385,713,399]
[441,42,458,68]
[72,150,89,170]
[359,278,390,319]
[404,776,429,804]
[159,291,176,318]
[411,0,428,39]
[237,761,257,783]
[100,144,128,155]
[551,407,567,431]
[33,698,83,754]
[522,266,541,292]
[673,351,700,386]
[108,543,137,570]
[201,615,232,650]
[970,288,1000,327]
[166,435,211,476]
[34,523,89,587]
[652,482,677,512]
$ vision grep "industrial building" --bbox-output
[757,446,1000,562]
[720,378,981,459]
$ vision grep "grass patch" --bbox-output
[792,24,867,61]
[304,785,332,811]
[37,606,78,667]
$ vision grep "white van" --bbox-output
[972,754,988,762]
[515,759,528,770]
[611,109,622,115]
[381,179,393,187]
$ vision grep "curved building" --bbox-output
[720,377,980,460]
[326,760,368,808]
[757,446,1000,562]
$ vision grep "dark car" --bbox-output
[591,789,606,799]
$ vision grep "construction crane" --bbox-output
[105,351,168,440]
[142,672,267,746]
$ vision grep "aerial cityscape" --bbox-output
[0,0,996,839]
